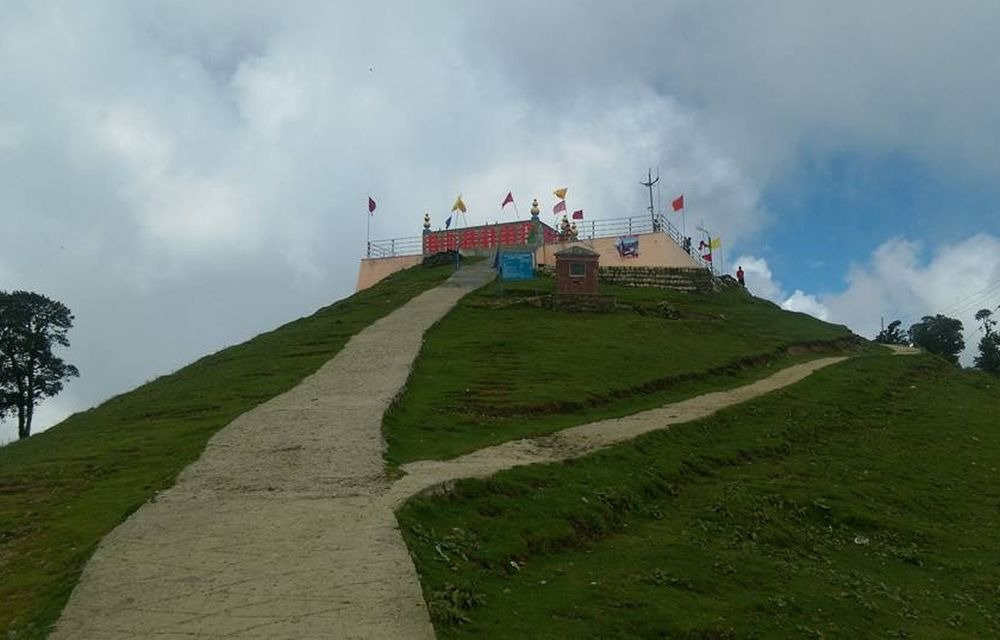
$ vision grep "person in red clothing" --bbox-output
[736,265,745,286]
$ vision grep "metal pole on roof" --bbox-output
[640,168,659,230]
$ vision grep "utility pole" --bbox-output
[640,168,659,230]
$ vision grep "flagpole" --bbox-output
[682,193,687,237]
[366,198,371,258]
[656,166,662,223]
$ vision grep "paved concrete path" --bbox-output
[51,262,495,640]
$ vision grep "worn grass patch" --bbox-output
[398,354,1000,638]
[384,277,855,464]
[0,263,454,638]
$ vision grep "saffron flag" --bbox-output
[553,200,567,214]
[710,237,722,250]
[671,195,684,212]
[501,191,514,208]
[553,187,568,199]
[452,195,467,213]
[445,215,452,229]
[368,197,377,214]
[572,209,584,220]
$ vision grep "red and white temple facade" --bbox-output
[356,206,711,292]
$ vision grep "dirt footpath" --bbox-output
[387,356,847,506]
[50,262,495,640]
[52,265,854,639]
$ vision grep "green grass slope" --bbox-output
[0,263,454,638]
[398,354,1000,638]
[385,277,855,464]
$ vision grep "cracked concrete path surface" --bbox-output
[52,264,859,639]
[50,262,495,640]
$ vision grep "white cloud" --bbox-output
[782,291,831,321]
[741,235,1000,363]
[824,235,1000,357]
[735,256,782,302]
[734,254,833,321]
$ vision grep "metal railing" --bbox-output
[578,216,656,239]
[367,235,423,258]
[577,213,714,273]
[366,213,715,273]
[654,212,715,273]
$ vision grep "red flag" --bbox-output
[368,197,377,214]
[702,253,712,262]
[672,195,684,212]
[553,200,567,214]
[501,191,514,208]
[572,209,584,220]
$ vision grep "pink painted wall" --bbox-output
[355,255,424,292]
[535,233,699,269]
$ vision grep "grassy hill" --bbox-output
[4,263,996,638]
[0,263,454,638]
[398,353,1000,638]
[384,277,854,464]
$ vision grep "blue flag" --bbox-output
[445,216,452,229]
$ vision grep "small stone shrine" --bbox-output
[554,245,600,294]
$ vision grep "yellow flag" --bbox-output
[452,195,466,213]
[553,187,567,199]
[710,237,722,250]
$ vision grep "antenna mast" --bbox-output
[640,168,659,229]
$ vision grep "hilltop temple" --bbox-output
[356,198,712,291]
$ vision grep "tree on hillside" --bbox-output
[908,314,964,366]
[874,319,908,345]
[973,308,1000,375]
[0,291,79,439]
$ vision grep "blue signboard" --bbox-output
[498,251,535,281]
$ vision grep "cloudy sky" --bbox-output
[3,1,1000,443]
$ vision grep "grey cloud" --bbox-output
[3,1,999,442]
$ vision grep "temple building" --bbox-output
[356,198,711,292]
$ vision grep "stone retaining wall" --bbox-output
[598,266,717,292]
